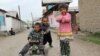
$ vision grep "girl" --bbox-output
[57,4,73,56]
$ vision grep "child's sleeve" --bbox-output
[45,25,50,34]
[28,31,32,40]
[56,15,62,23]
[45,27,50,33]
[62,13,71,23]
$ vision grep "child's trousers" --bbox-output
[60,37,70,56]
[43,32,52,46]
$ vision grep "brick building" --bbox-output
[79,0,100,33]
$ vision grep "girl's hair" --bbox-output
[58,4,68,10]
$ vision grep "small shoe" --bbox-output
[49,45,53,48]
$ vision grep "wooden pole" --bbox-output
[31,12,34,26]
[18,5,22,29]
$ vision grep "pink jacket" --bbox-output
[57,13,72,33]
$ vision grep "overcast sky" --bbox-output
[0,0,78,21]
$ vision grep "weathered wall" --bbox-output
[0,12,5,16]
[5,17,12,31]
[12,18,22,32]
[79,0,100,33]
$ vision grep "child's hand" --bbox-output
[44,32,47,34]
[43,32,46,35]
[41,31,44,34]
[42,31,46,34]
[28,39,31,42]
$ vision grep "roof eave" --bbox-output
[6,15,20,21]
[42,2,70,6]
[0,9,7,13]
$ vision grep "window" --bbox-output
[48,5,55,10]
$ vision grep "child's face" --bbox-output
[34,25,40,31]
[42,18,48,24]
[60,8,68,15]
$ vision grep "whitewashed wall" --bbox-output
[1,16,26,32]
[12,18,21,32]
[21,22,27,30]
[0,25,6,31]
[5,17,21,32]
[5,17,12,31]
[0,12,4,16]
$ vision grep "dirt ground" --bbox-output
[0,30,100,56]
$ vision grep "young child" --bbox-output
[19,23,43,56]
[9,28,15,35]
[57,4,73,56]
[41,17,53,47]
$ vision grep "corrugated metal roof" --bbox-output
[43,0,72,4]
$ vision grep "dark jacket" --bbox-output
[41,23,50,34]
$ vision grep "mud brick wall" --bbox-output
[79,0,100,33]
